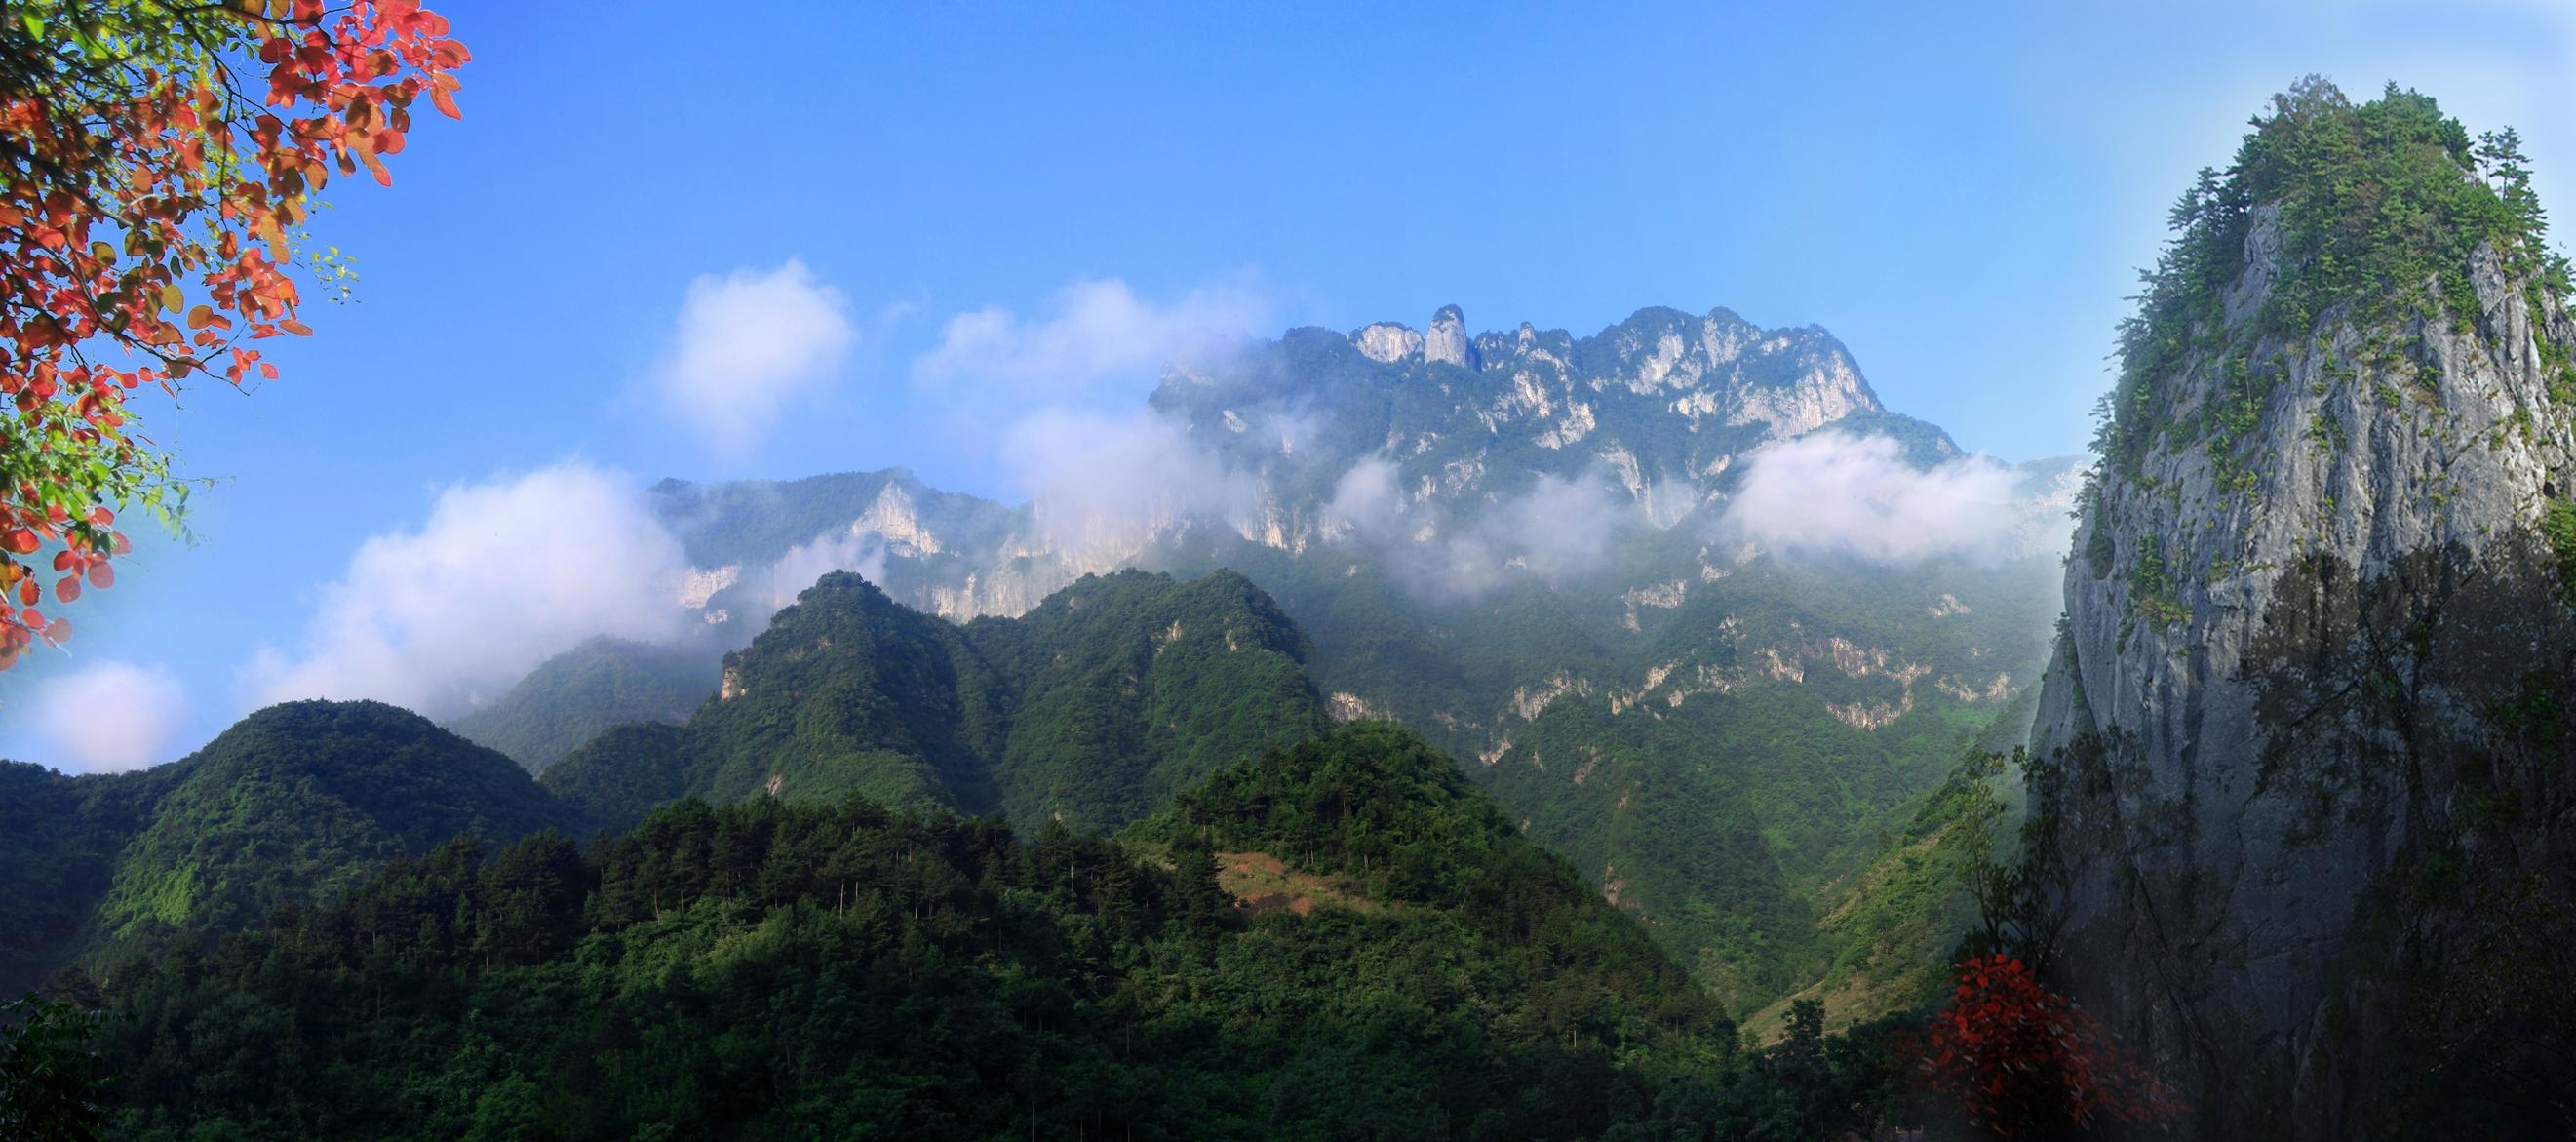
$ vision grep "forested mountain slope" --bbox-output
[0,702,573,998]
[444,636,718,774]
[541,568,1327,834]
[0,762,177,1001]
[3,571,1323,1000]
[90,723,1901,1142]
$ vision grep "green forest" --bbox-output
[51,725,1911,1142]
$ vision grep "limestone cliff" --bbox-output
[2029,81,2576,1137]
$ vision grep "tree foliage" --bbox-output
[1904,956,2183,1140]
[0,992,109,1142]
[0,0,467,666]
[80,725,1923,1141]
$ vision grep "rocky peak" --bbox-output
[2029,82,2576,1138]
[1424,303,1478,369]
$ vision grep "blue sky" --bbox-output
[4,0,2570,771]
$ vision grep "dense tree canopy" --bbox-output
[77,724,1927,1141]
[0,992,109,1142]
[540,570,1330,835]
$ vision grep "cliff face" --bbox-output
[2031,84,2576,1138]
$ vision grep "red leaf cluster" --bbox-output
[1902,956,2187,1140]
[0,1,467,666]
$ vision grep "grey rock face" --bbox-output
[2032,237,2576,1136]
[1425,303,1479,369]
[660,304,1992,630]
[1351,321,1424,363]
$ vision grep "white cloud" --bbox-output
[654,259,855,457]
[912,277,1268,404]
[1482,473,1627,586]
[1007,410,1265,556]
[758,530,888,619]
[1322,455,1406,539]
[1323,457,1629,600]
[896,276,1283,564]
[30,660,187,773]
[894,277,1282,565]
[250,462,697,718]
[1722,432,2026,564]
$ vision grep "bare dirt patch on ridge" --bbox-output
[1214,851,1391,917]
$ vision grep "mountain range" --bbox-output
[0,303,2080,1136]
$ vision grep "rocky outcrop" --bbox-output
[2031,233,2576,1135]
[854,481,943,557]
[1351,321,1424,364]
[1424,303,1478,369]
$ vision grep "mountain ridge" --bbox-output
[0,700,575,997]
[541,568,1330,835]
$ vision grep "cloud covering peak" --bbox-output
[1720,432,2033,564]
[912,277,1268,404]
[250,462,696,718]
